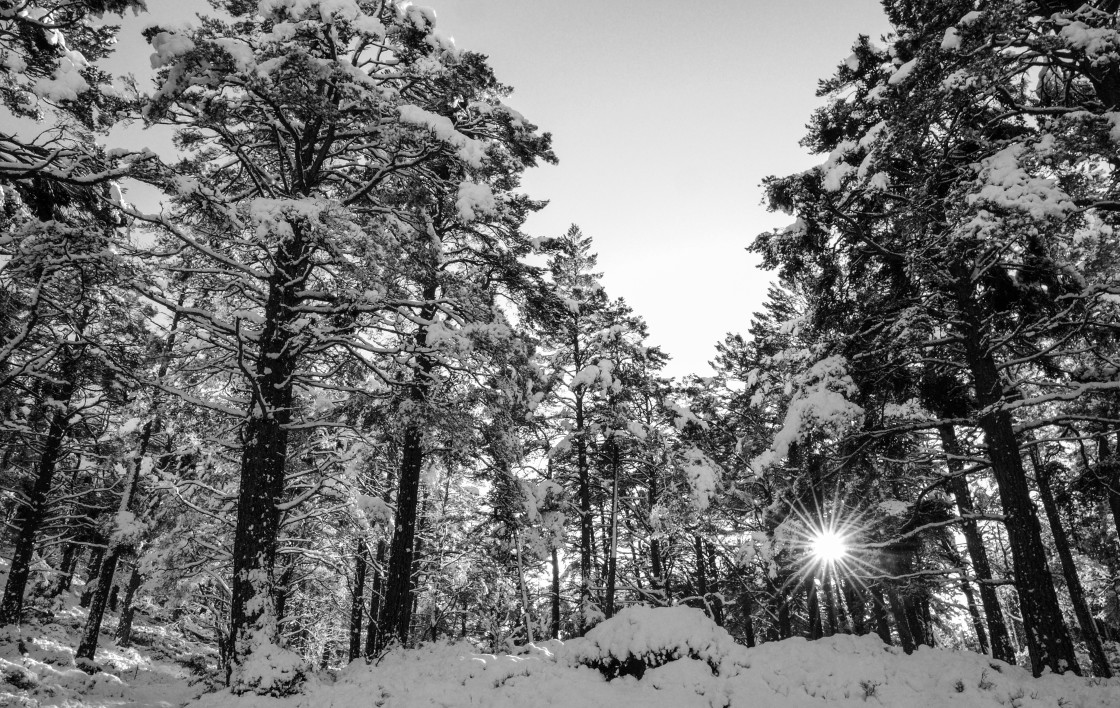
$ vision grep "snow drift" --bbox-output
[193,606,1120,708]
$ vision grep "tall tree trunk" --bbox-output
[1031,446,1112,678]
[77,426,159,661]
[843,579,867,635]
[79,545,105,608]
[51,543,79,597]
[939,424,1015,663]
[409,500,427,637]
[0,367,77,627]
[739,583,756,647]
[903,592,927,648]
[114,565,143,647]
[870,584,892,645]
[514,529,533,644]
[806,576,823,640]
[921,598,935,647]
[378,296,436,651]
[603,441,620,619]
[822,571,838,636]
[649,468,665,605]
[957,301,1080,676]
[78,298,185,661]
[887,586,915,653]
[1097,436,1120,546]
[777,587,792,640]
[574,389,594,632]
[706,541,724,626]
[348,539,367,662]
[768,573,792,640]
[274,555,296,632]
[960,570,989,655]
[694,534,709,615]
[365,539,386,657]
[830,571,852,634]
[228,231,308,693]
[550,548,561,639]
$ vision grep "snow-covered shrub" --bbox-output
[564,605,746,678]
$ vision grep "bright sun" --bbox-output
[809,530,848,564]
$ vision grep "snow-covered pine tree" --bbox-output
[130,0,553,691]
[755,0,1120,676]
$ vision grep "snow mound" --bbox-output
[188,630,1120,707]
[741,633,1120,707]
[564,605,747,678]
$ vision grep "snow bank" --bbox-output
[565,605,745,678]
[184,606,1120,707]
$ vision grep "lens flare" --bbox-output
[776,485,882,593]
[809,529,848,564]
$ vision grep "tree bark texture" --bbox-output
[228,227,309,693]
[377,298,436,651]
[1031,448,1111,678]
[0,368,77,627]
[349,540,367,662]
[115,565,144,647]
[956,293,1080,676]
[939,424,1015,664]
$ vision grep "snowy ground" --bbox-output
[194,606,1120,708]
[5,593,1120,707]
[0,559,218,708]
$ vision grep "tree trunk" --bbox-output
[51,544,79,597]
[115,565,144,647]
[0,370,77,627]
[960,570,989,655]
[79,545,105,608]
[822,571,838,636]
[694,534,709,615]
[348,539,367,662]
[956,299,1080,676]
[377,309,435,650]
[706,540,724,626]
[77,546,125,662]
[739,585,756,647]
[903,592,927,648]
[603,441,620,619]
[574,389,594,632]
[1097,437,1120,548]
[870,584,892,645]
[831,571,852,634]
[939,424,1015,664]
[515,529,533,644]
[806,576,823,640]
[79,301,184,660]
[365,539,386,657]
[274,556,296,631]
[1031,447,1112,678]
[887,586,915,653]
[647,455,672,608]
[228,231,308,693]
[843,579,867,635]
[921,597,935,647]
[778,589,792,640]
[550,548,561,639]
[77,426,157,661]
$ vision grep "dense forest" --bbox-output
[4,0,1120,701]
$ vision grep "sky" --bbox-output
[104,0,893,378]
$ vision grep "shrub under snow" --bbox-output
[564,605,747,678]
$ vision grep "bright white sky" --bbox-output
[106,0,892,378]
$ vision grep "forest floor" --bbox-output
[3,564,1120,708]
[0,557,220,707]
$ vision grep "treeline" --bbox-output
[2,0,1120,698]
